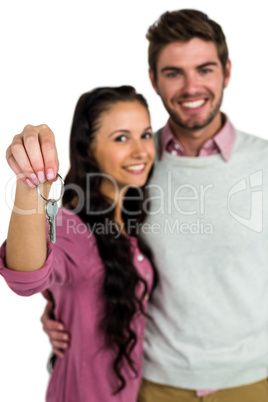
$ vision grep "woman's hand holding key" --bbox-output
[5,124,59,272]
[6,124,59,187]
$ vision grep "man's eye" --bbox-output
[167,72,180,78]
[114,135,127,142]
[200,68,212,74]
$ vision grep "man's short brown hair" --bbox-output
[146,9,229,79]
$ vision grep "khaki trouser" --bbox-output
[138,378,268,402]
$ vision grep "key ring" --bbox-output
[36,173,65,202]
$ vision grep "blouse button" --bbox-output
[137,254,144,262]
[145,273,150,279]
[144,294,149,301]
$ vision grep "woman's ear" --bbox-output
[87,142,95,159]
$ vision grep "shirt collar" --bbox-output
[160,114,236,162]
[213,116,236,161]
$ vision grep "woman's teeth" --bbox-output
[124,164,145,171]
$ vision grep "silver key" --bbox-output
[45,199,58,243]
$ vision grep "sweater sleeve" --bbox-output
[0,209,96,296]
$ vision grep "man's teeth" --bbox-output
[125,164,145,171]
[181,99,206,108]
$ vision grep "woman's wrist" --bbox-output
[14,179,52,214]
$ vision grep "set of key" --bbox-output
[36,173,64,244]
[45,199,58,243]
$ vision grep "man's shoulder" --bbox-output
[153,127,163,136]
[235,129,268,150]
[153,127,162,142]
[153,127,163,157]
[236,129,268,144]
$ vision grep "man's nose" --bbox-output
[183,72,199,95]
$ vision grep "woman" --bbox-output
[0,86,157,401]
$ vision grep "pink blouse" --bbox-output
[0,208,154,402]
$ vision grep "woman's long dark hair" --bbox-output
[62,86,158,393]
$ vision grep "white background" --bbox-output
[0,1,267,401]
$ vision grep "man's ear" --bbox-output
[149,69,160,95]
[223,59,231,88]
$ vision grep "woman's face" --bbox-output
[90,100,155,199]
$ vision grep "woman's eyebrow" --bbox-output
[109,126,152,137]
[143,126,153,131]
[109,129,130,137]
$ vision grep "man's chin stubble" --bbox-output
[169,111,219,131]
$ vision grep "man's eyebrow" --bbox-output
[160,66,183,73]
[160,62,219,73]
[197,62,219,69]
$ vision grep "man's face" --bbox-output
[150,38,231,132]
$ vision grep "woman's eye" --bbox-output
[142,132,153,139]
[114,135,127,142]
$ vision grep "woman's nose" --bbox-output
[131,140,147,158]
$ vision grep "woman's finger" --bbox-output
[5,149,35,188]
[23,125,46,183]
[9,133,38,185]
[38,124,59,181]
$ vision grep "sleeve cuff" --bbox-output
[0,240,54,296]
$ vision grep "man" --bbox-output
[43,9,268,401]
